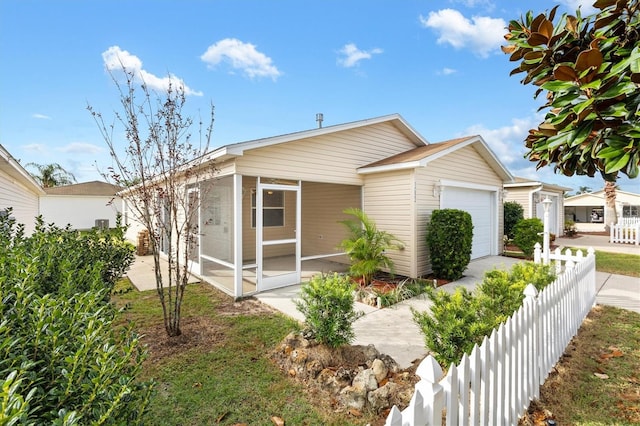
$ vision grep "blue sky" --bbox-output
[0,0,637,193]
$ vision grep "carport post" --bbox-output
[542,197,552,265]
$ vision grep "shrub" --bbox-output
[564,220,578,237]
[504,201,524,239]
[513,218,543,258]
[426,209,473,281]
[413,262,555,367]
[339,208,402,286]
[295,273,363,347]
[0,212,153,424]
[412,287,484,366]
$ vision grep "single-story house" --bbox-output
[125,114,514,298]
[40,181,123,230]
[503,177,571,236]
[0,144,45,234]
[564,189,640,232]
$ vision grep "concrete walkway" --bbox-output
[126,238,639,369]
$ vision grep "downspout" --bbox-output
[529,185,543,219]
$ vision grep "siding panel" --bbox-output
[0,172,40,234]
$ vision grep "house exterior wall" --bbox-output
[40,195,122,230]
[504,188,531,218]
[300,181,360,260]
[0,171,40,234]
[362,169,415,278]
[234,122,419,186]
[415,145,505,276]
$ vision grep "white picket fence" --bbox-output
[619,217,640,226]
[385,249,596,426]
[610,222,640,245]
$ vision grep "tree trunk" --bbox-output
[604,181,617,232]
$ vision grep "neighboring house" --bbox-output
[503,177,571,236]
[41,181,123,230]
[126,114,514,298]
[0,144,45,234]
[564,189,640,232]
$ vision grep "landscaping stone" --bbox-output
[371,358,388,382]
[352,368,378,391]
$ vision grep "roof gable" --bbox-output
[202,114,429,162]
[0,144,45,195]
[43,181,122,196]
[504,176,572,192]
[357,135,513,182]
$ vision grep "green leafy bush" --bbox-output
[413,262,555,366]
[295,273,363,348]
[339,208,402,286]
[426,209,473,281]
[564,220,578,237]
[504,201,524,239]
[513,218,544,258]
[0,212,153,424]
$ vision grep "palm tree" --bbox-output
[604,181,618,231]
[576,186,592,195]
[26,162,77,188]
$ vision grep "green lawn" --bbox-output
[594,250,640,277]
[112,282,366,426]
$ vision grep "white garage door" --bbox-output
[441,186,494,259]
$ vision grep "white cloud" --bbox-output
[22,143,47,153]
[56,142,104,155]
[200,38,281,80]
[420,9,506,58]
[32,113,51,120]
[461,116,539,166]
[337,43,383,68]
[102,46,202,96]
[556,0,598,15]
[438,67,457,75]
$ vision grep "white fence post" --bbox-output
[533,242,541,264]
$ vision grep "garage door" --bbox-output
[441,186,493,259]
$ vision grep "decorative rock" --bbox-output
[371,359,388,383]
[305,359,323,379]
[339,385,367,410]
[352,369,378,392]
[291,349,307,363]
[367,382,399,413]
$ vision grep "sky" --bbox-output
[0,0,637,194]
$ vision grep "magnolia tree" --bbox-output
[88,68,216,337]
[503,0,639,208]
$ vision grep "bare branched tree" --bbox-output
[88,67,216,337]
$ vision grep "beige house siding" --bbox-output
[362,170,414,278]
[235,122,419,186]
[504,188,530,217]
[0,172,40,234]
[415,145,505,276]
[300,181,360,259]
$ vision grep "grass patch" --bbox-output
[564,247,640,277]
[594,251,640,277]
[112,282,366,426]
[528,305,640,425]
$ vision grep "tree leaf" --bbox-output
[604,152,630,174]
[528,32,549,46]
[554,65,578,81]
[576,49,603,73]
[542,80,575,92]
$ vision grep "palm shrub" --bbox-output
[413,262,555,367]
[295,273,363,348]
[0,211,153,424]
[504,201,524,239]
[513,218,543,258]
[339,208,402,286]
[426,209,473,281]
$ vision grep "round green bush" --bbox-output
[513,218,543,257]
[504,201,524,239]
[294,273,363,348]
[426,209,473,281]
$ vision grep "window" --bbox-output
[251,190,284,227]
[623,205,639,218]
